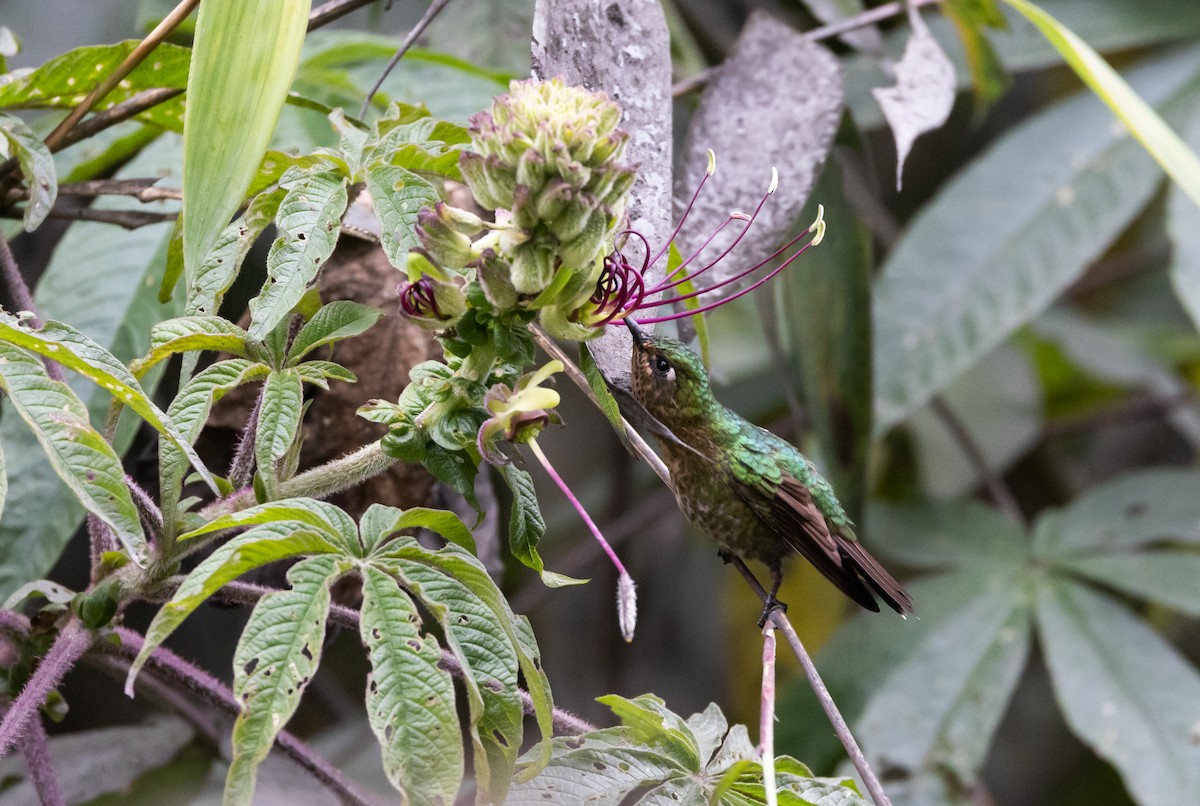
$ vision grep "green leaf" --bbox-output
[424,444,481,512]
[159,359,270,534]
[509,728,685,802]
[132,316,251,376]
[0,112,56,231]
[942,0,1010,108]
[366,163,440,269]
[495,462,549,577]
[857,578,1032,783]
[0,313,217,493]
[185,187,286,316]
[287,300,382,362]
[363,115,469,181]
[873,46,1200,433]
[579,342,628,447]
[1033,467,1200,558]
[126,522,345,692]
[247,169,349,340]
[1002,0,1200,209]
[783,162,873,518]
[358,564,462,802]
[1168,104,1200,329]
[0,343,147,566]
[1058,549,1200,617]
[293,360,357,389]
[0,41,189,131]
[596,694,700,771]
[1036,577,1200,804]
[865,497,1028,570]
[361,504,477,555]
[0,438,6,525]
[183,0,311,282]
[179,497,357,547]
[254,369,304,495]
[384,556,522,801]
[225,555,347,806]
[666,241,710,368]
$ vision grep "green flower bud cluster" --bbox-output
[359,361,486,463]
[400,78,636,343]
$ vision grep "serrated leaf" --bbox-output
[159,359,270,534]
[1033,467,1200,558]
[126,522,345,691]
[179,497,357,546]
[873,46,1200,433]
[866,498,1027,570]
[0,41,190,131]
[0,111,56,231]
[1002,0,1200,208]
[1036,577,1200,804]
[186,187,286,316]
[385,556,522,801]
[183,0,311,282]
[0,312,216,493]
[287,300,382,362]
[857,578,1032,783]
[225,555,346,806]
[509,730,684,803]
[247,169,349,340]
[596,694,700,771]
[494,462,548,576]
[1058,550,1200,617]
[293,360,357,389]
[873,11,956,190]
[362,116,469,180]
[361,504,476,555]
[0,343,147,566]
[255,369,304,495]
[359,564,462,802]
[424,444,481,512]
[366,163,440,269]
[132,316,251,376]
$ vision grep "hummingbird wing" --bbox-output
[729,439,913,615]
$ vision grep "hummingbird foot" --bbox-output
[757,595,788,629]
[717,549,734,565]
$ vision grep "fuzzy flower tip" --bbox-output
[566,149,827,329]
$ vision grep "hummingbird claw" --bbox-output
[757,596,788,629]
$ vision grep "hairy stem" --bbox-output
[18,711,64,806]
[0,618,94,758]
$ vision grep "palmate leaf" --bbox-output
[362,115,470,181]
[0,112,56,231]
[873,45,1200,433]
[359,564,462,803]
[180,497,358,547]
[247,168,349,340]
[1059,550,1200,617]
[226,555,350,806]
[366,163,441,269]
[125,522,347,693]
[0,343,147,566]
[287,300,382,362]
[1037,578,1200,804]
[357,503,476,555]
[0,312,217,492]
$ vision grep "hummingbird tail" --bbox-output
[840,539,914,616]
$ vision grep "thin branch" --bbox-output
[0,235,37,318]
[0,205,176,230]
[727,557,891,806]
[49,87,183,153]
[358,0,453,118]
[309,0,383,30]
[17,710,64,806]
[760,624,778,806]
[0,618,94,759]
[929,395,1025,525]
[105,628,379,806]
[55,178,182,203]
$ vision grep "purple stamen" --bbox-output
[398,277,441,318]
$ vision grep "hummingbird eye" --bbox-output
[652,355,673,379]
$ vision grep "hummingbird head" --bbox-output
[625,319,715,426]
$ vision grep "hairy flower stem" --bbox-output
[18,710,64,806]
[0,618,93,759]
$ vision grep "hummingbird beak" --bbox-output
[624,317,646,346]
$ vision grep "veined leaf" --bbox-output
[596,694,701,772]
[0,439,6,524]
[362,115,469,181]
[1058,550,1200,617]
[225,555,348,806]
[873,46,1200,433]
[0,40,189,131]
[0,313,216,493]
[1037,578,1200,804]
[179,497,357,547]
[579,343,628,447]
[132,316,251,377]
[126,522,345,692]
[183,0,311,283]
[254,368,304,496]
[1168,105,1200,329]
[366,163,440,269]
[293,360,357,389]
[359,564,462,802]
[287,300,382,362]
[184,187,286,316]
[494,462,548,576]
[0,112,56,231]
[159,359,270,535]
[866,498,1027,570]
[247,169,349,340]
[359,503,476,555]
[1002,0,1200,208]
[0,343,147,566]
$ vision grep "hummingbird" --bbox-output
[622,319,913,624]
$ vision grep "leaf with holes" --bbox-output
[126,522,346,693]
[0,112,57,231]
[366,163,441,269]
[247,169,349,340]
[0,312,216,492]
[0,343,146,566]
[287,300,382,362]
[359,564,462,801]
[225,555,349,806]
[184,187,286,315]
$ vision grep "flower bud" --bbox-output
[476,249,518,309]
[397,276,467,329]
[416,206,476,268]
[510,243,556,295]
